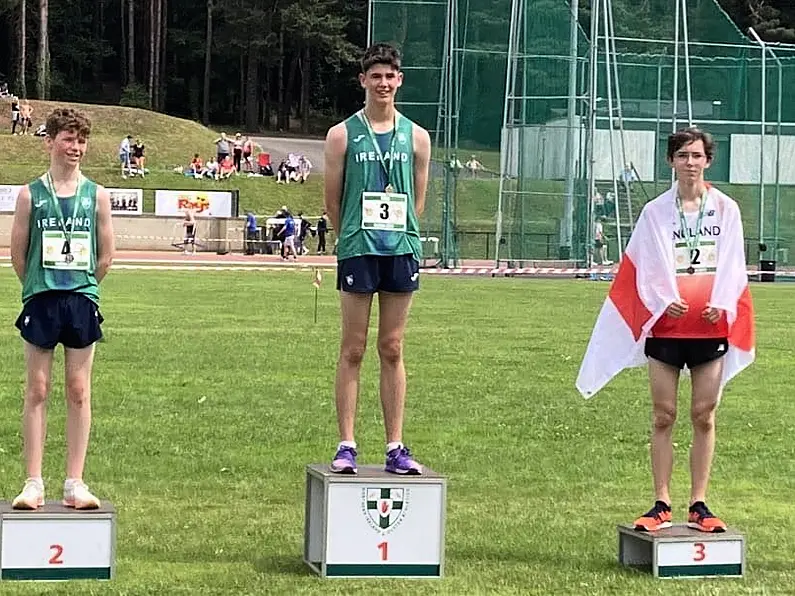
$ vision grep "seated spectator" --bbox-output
[219,155,236,179]
[202,157,220,180]
[276,160,290,184]
[297,155,312,183]
[190,154,203,177]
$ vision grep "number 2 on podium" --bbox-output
[377,541,388,561]
[693,542,706,562]
[49,544,64,565]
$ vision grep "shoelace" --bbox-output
[644,503,670,520]
[690,503,714,519]
[337,446,357,458]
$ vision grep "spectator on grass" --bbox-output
[465,155,483,178]
[242,136,255,172]
[233,133,244,173]
[219,155,236,179]
[19,101,33,135]
[119,135,133,178]
[203,157,220,180]
[132,138,146,177]
[190,154,203,177]
[297,156,312,183]
[10,95,20,135]
[214,132,230,163]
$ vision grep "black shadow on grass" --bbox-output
[449,545,625,575]
[253,554,314,577]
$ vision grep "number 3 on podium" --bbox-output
[49,544,64,565]
[377,541,388,561]
[693,542,706,562]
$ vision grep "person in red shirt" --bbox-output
[633,127,742,534]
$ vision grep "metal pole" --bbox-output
[602,0,622,256]
[749,27,766,261]
[655,55,663,195]
[586,0,601,267]
[495,0,521,264]
[672,0,680,133]
[606,0,633,231]
[775,49,782,257]
[367,0,373,47]
[561,0,578,260]
[681,0,693,125]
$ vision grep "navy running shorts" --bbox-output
[15,291,104,350]
[644,337,728,370]
[336,254,420,293]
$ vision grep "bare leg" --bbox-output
[22,342,55,478]
[335,292,373,442]
[64,345,96,480]
[648,358,680,505]
[377,291,414,444]
[689,358,723,504]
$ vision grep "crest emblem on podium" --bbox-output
[363,487,407,532]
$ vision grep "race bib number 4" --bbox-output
[42,231,91,271]
[674,239,717,275]
[361,192,408,232]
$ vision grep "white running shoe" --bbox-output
[63,480,100,510]
[12,478,45,510]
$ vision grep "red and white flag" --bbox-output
[576,184,755,398]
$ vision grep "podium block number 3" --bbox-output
[49,544,64,565]
[693,543,706,562]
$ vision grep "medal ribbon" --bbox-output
[676,186,708,267]
[45,171,83,254]
[360,110,397,191]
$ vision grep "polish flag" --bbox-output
[576,185,755,398]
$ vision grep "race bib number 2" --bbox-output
[42,231,91,271]
[361,192,408,232]
[674,239,717,275]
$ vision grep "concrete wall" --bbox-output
[0,214,250,253]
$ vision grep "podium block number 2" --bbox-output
[377,542,388,561]
[49,544,64,565]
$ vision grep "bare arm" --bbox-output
[323,123,347,233]
[413,125,431,217]
[10,185,31,283]
[94,186,115,283]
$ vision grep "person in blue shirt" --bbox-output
[279,212,297,260]
[244,211,258,255]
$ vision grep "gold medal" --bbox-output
[385,183,394,193]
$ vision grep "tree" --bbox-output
[202,0,212,124]
[36,0,47,99]
[128,0,135,83]
[18,0,26,97]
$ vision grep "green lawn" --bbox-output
[0,268,791,594]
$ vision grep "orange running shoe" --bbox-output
[633,500,672,531]
[688,501,727,533]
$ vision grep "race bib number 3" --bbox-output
[42,231,91,271]
[361,192,408,232]
[675,240,717,275]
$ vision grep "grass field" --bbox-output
[0,267,792,595]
